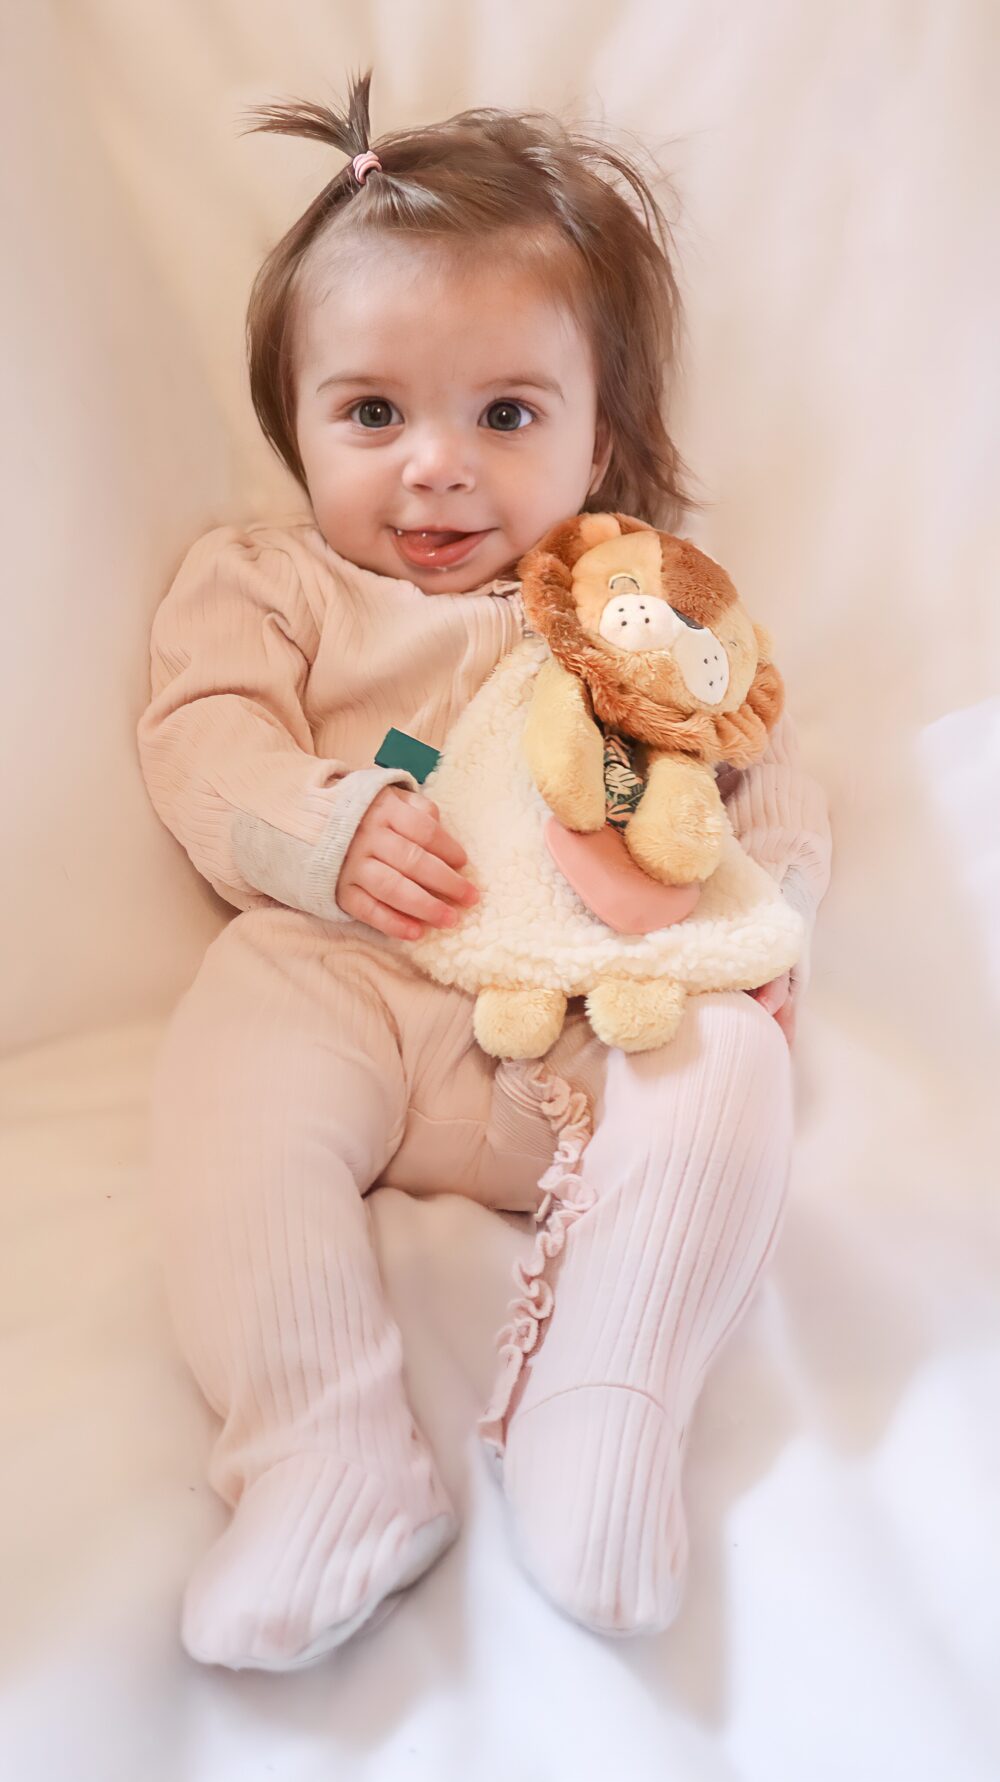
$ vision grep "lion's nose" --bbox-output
[598,594,681,652]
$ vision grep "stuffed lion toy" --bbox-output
[397,511,805,1058]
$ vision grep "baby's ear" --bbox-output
[528,511,622,573]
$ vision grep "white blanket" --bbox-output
[2,1,998,1776]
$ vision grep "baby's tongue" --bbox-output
[394,527,485,569]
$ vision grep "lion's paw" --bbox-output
[474,986,568,1060]
[585,976,687,1052]
[624,804,724,885]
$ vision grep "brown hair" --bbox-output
[242,67,702,527]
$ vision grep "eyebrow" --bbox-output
[315,370,565,399]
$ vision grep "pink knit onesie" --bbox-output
[137,516,833,1668]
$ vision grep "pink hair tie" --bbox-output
[351,150,382,186]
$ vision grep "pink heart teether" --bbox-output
[543,817,702,934]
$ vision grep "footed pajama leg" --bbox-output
[151,908,460,1671]
[479,990,794,1635]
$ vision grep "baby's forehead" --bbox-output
[302,222,556,292]
[294,228,589,367]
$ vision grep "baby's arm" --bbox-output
[716,705,833,1002]
[137,526,435,924]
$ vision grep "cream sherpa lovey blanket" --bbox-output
[398,634,804,1057]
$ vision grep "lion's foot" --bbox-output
[623,808,724,885]
[474,986,568,1060]
[586,976,687,1053]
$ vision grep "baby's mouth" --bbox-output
[394,528,474,543]
[391,527,493,569]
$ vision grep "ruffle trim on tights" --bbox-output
[477,1059,595,1463]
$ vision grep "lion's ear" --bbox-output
[610,511,656,538]
[753,621,775,666]
[577,513,622,552]
[526,511,623,574]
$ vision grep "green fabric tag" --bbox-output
[374,727,441,784]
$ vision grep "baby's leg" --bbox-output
[150,907,458,1670]
[481,990,793,1635]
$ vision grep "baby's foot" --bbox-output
[181,1451,458,1671]
[500,1384,688,1636]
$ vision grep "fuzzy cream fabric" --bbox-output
[400,638,804,998]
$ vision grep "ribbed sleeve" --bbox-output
[136,527,415,918]
[717,707,834,997]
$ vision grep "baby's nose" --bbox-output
[401,425,476,494]
[598,594,681,652]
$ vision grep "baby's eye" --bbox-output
[348,398,401,429]
[482,400,535,432]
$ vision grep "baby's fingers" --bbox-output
[774,997,797,1049]
[390,789,469,872]
[336,882,425,942]
[378,828,478,915]
[402,790,440,821]
[357,858,462,928]
[749,971,790,1015]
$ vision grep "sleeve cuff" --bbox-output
[230,765,419,921]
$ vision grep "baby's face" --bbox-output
[294,237,611,594]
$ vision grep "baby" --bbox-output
[138,69,832,1671]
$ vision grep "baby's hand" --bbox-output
[747,971,796,1048]
[336,785,479,941]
